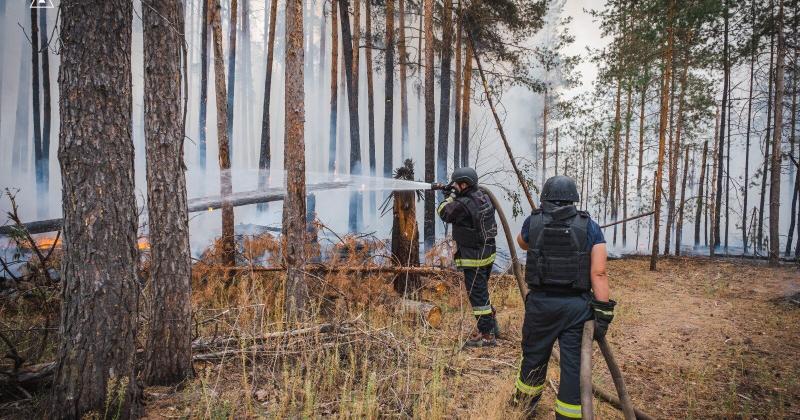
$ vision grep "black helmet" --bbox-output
[451,167,479,186]
[541,175,579,203]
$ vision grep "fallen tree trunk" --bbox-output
[0,182,351,235]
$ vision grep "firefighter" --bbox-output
[436,167,499,347]
[513,175,615,419]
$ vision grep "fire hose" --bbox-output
[432,182,651,419]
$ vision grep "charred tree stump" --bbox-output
[391,160,421,297]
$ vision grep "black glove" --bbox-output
[441,183,455,195]
[590,298,616,340]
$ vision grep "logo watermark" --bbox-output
[30,0,55,8]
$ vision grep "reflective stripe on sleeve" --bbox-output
[454,253,496,268]
[555,399,582,418]
[436,198,453,216]
[472,305,492,316]
[514,378,544,396]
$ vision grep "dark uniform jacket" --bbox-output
[436,186,498,268]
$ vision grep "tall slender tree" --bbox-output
[713,0,729,254]
[142,0,193,385]
[742,0,757,255]
[423,0,435,247]
[384,0,395,176]
[284,0,309,317]
[258,0,278,211]
[768,0,786,264]
[52,0,140,416]
[329,0,340,172]
[460,43,473,167]
[199,0,210,170]
[453,13,463,167]
[37,7,52,217]
[226,0,238,157]
[695,137,709,247]
[366,0,376,176]
[210,0,235,269]
[398,0,410,157]
[340,0,363,232]
[436,0,453,184]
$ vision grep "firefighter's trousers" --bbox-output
[516,290,592,419]
[461,264,496,334]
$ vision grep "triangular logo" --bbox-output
[30,0,55,9]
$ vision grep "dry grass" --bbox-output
[1,235,799,419]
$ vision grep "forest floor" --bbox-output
[1,250,799,419]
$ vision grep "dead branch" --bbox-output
[599,211,655,229]
[3,191,54,283]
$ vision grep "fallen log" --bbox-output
[398,298,442,328]
[0,182,351,235]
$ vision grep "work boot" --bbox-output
[491,307,501,337]
[464,330,497,348]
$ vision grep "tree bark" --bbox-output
[622,84,633,246]
[210,0,236,269]
[452,8,462,167]
[398,0,409,158]
[666,50,689,255]
[743,0,756,254]
[284,0,308,318]
[460,43,472,167]
[142,0,193,386]
[38,7,52,217]
[768,0,785,264]
[709,109,720,252]
[383,0,396,176]
[339,0,363,232]
[636,77,647,246]
[650,0,674,271]
[392,160,421,296]
[611,81,622,240]
[675,145,690,255]
[31,6,43,202]
[329,0,339,172]
[758,24,775,254]
[436,0,453,184]
[226,0,238,158]
[52,1,140,416]
[786,21,798,257]
[423,0,435,248]
[199,0,210,170]
[365,0,376,175]
[713,0,729,254]
[694,137,708,247]
[258,0,278,208]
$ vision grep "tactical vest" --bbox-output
[452,188,498,252]
[524,205,591,293]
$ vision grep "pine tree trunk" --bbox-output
[436,0,453,184]
[713,0,729,254]
[611,81,622,244]
[758,27,775,254]
[636,77,647,246]
[785,25,798,257]
[709,110,720,252]
[31,6,43,199]
[210,0,235,269]
[694,137,708,247]
[353,0,360,102]
[666,51,689,255]
[52,1,140,416]
[398,0,409,158]
[423,0,435,247]
[602,146,609,222]
[365,0,376,175]
[768,0,785,264]
[622,84,633,246]
[329,0,339,172]
[142,0,193,386]
[284,0,308,317]
[392,161,420,295]
[460,43,472,167]
[199,0,210,170]
[339,0,363,233]
[650,0,674,271]
[38,7,52,216]
[675,144,690,255]
[226,0,238,158]
[258,0,278,210]
[453,12,462,167]
[743,0,756,254]
[383,0,395,176]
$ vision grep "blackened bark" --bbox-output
[694,138,708,247]
[31,7,43,198]
[38,7,52,215]
[258,0,278,211]
[713,0,729,253]
[423,0,435,247]
[339,0,362,232]
[392,160,420,296]
[453,13,462,167]
[211,0,236,269]
[436,0,453,184]
[383,0,395,176]
[398,0,409,157]
[366,0,376,175]
[142,0,193,385]
[284,0,308,317]
[52,0,140,417]
[758,27,775,254]
[676,145,689,255]
[768,0,785,264]
[199,0,210,170]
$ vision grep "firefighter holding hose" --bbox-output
[436,167,500,347]
[513,175,615,419]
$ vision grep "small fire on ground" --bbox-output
[32,235,150,251]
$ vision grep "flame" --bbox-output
[138,238,150,250]
[35,235,61,249]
